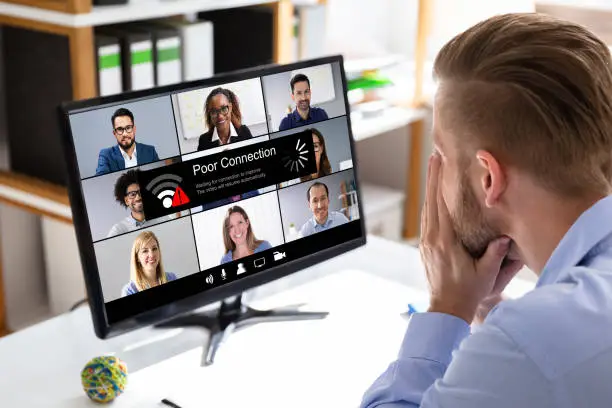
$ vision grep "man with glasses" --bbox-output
[279,73,329,131]
[108,170,165,237]
[95,107,160,175]
[299,181,348,237]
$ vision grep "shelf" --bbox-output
[0,0,280,27]
[0,171,71,222]
[351,106,427,142]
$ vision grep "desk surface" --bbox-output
[0,236,534,407]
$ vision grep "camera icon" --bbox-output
[273,251,286,261]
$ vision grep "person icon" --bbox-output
[237,263,247,275]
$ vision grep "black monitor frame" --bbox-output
[59,55,366,339]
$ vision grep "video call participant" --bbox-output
[279,74,329,131]
[197,88,253,151]
[108,170,164,237]
[220,206,272,264]
[121,231,177,297]
[95,108,160,176]
[279,128,332,188]
[302,128,331,181]
[299,182,348,237]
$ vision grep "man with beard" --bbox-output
[278,73,329,131]
[361,13,612,408]
[95,108,159,176]
[299,182,348,237]
[108,170,164,237]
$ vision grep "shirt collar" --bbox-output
[292,108,312,122]
[128,214,145,227]
[312,212,333,228]
[211,123,238,144]
[120,144,137,160]
[537,194,612,287]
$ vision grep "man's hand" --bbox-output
[419,153,521,324]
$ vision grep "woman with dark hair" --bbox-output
[220,206,271,264]
[301,128,332,182]
[197,87,253,151]
[278,128,333,189]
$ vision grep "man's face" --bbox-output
[124,183,143,214]
[308,185,329,225]
[291,81,311,112]
[113,115,136,150]
[433,91,500,260]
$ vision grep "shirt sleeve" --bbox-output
[96,150,110,175]
[107,222,125,238]
[279,117,290,131]
[298,222,310,237]
[360,313,552,408]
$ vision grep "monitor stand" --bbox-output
[153,294,328,366]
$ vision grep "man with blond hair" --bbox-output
[361,13,612,407]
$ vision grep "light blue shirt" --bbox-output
[121,272,178,297]
[361,194,612,408]
[220,240,272,264]
[107,214,165,238]
[299,211,349,237]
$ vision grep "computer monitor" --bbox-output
[59,55,366,365]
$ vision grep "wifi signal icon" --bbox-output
[145,173,190,209]
[282,138,310,173]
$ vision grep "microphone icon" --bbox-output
[221,269,227,280]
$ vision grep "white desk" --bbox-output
[0,236,534,407]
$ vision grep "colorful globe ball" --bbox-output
[81,356,128,403]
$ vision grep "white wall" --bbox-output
[324,0,417,58]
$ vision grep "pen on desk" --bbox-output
[161,398,182,408]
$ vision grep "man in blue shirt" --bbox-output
[279,73,329,131]
[361,13,612,407]
[299,181,348,237]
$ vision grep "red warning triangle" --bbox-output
[172,186,190,207]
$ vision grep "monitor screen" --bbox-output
[60,56,366,338]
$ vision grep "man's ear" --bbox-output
[476,150,506,208]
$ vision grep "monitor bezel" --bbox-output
[59,55,367,339]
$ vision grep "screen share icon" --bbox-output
[145,173,191,209]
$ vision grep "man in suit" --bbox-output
[279,73,329,131]
[95,107,160,176]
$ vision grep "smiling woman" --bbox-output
[121,231,177,297]
[220,205,272,264]
[197,88,254,151]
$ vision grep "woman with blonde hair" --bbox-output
[121,231,177,297]
[220,206,271,264]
